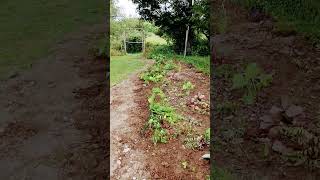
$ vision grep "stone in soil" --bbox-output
[272,140,293,155]
[285,105,303,118]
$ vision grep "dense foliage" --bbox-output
[132,0,209,55]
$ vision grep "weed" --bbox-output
[231,63,273,104]
[181,160,188,169]
[204,128,211,144]
[147,87,182,144]
[215,64,234,79]
[182,81,195,95]
[216,101,237,115]
[152,128,168,144]
[139,55,176,84]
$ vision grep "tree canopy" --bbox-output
[132,0,209,54]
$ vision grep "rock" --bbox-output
[201,153,210,160]
[268,126,282,139]
[292,114,307,126]
[281,96,291,110]
[260,115,273,123]
[259,115,274,129]
[260,121,273,130]
[285,105,303,118]
[224,115,234,120]
[161,162,169,168]
[8,72,19,79]
[199,94,205,100]
[123,144,131,153]
[269,106,284,122]
[117,160,121,165]
[272,140,293,155]
[258,138,271,144]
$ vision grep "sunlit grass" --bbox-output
[110,54,145,86]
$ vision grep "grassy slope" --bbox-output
[0,0,105,78]
[110,54,145,86]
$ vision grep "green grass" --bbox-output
[0,0,105,78]
[146,34,167,45]
[110,54,145,86]
[176,55,210,75]
[146,44,210,75]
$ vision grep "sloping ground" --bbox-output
[0,24,108,179]
[213,3,320,179]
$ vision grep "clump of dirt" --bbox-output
[134,61,210,179]
[213,2,320,179]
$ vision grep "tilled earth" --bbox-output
[213,3,320,179]
[0,24,108,180]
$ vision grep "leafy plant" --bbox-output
[147,87,182,144]
[231,63,273,104]
[181,160,188,169]
[182,81,195,95]
[152,128,168,144]
[204,128,211,144]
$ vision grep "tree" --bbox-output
[132,0,209,54]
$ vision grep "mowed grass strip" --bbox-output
[110,54,145,86]
[0,0,105,78]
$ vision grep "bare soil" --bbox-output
[0,24,108,180]
[213,3,320,179]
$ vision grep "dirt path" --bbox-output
[110,60,152,179]
[0,23,108,180]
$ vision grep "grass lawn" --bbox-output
[0,0,105,78]
[110,54,145,86]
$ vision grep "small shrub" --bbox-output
[182,81,195,95]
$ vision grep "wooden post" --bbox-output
[184,26,189,58]
[142,30,146,54]
[123,32,127,54]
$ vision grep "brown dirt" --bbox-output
[132,62,210,179]
[0,24,108,180]
[213,2,320,179]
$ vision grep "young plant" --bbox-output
[204,128,210,144]
[231,63,273,104]
[182,81,195,95]
[147,87,182,144]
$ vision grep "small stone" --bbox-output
[201,153,210,160]
[117,160,121,165]
[260,115,273,123]
[225,115,234,120]
[161,162,169,168]
[272,140,293,155]
[260,121,273,130]
[258,138,271,144]
[269,106,284,122]
[281,96,291,110]
[268,126,281,139]
[285,105,303,118]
